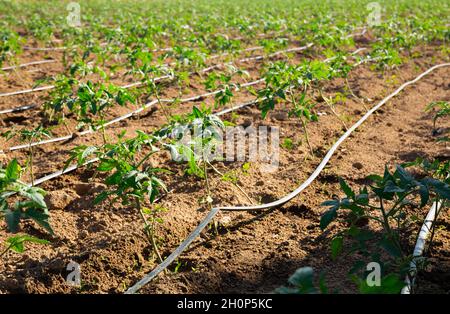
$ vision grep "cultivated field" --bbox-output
[0,0,449,294]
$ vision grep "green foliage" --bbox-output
[281,138,294,150]
[0,27,22,67]
[164,106,225,179]
[0,159,53,235]
[425,101,449,135]
[203,65,249,108]
[2,235,49,257]
[276,267,328,294]
[320,163,450,293]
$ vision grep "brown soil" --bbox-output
[0,43,449,294]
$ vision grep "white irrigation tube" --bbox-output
[16,47,372,191]
[0,79,264,153]
[400,200,442,294]
[401,171,448,295]
[124,62,450,294]
[35,30,290,53]
[1,47,368,153]
[31,157,100,187]
[22,46,67,51]
[0,29,366,99]
[0,85,56,97]
[0,104,37,115]
[0,42,309,98]
[1,59,56,71]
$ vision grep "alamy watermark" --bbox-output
[66,261,81,287]
[167,124,280,173]
[366,2,382,27]
[366,262,381,287]
[66,2,81,27]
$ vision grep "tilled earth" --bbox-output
[0,41,449,294]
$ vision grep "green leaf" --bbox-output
[94,191,109,205]
[366,174,383,183]
[320,207,338,230]
[192,106,203,118]
[417,183,429,207]
[379,236,401,258]
[339,178,354,198]
[4,208,21,233]
[288,267,317,294]
[395,165,414,185]
[97,159,116,172]
[359,273,404,294]
[331,236,343,260]
[383,181,404,193]
[6,235,50,254]
[23,208,54,235]
[105,171,122,185]
[19,187,47,209]
[6,159,20,180]
[422,178,450,200]
[81,146,98,164]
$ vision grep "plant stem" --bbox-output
[0,244,13,258]
[300,116,314,156]
[203,160,212,206]
[320,89,348,131]
[289,90,314,156]
[379,197,404,257]
[29,143,34,186]
[150,79,171,123]
[136,200,164,264]
[207,161,255,205]
[426,197,442,254]
[136,150,155,169]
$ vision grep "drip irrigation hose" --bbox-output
[401,200,442,294]
[0,104,37,115]
[124,62,450,294]
[401,173,448,294]
[1,59,56,71]
[22,46,67,51]
[0,85,56,98]
[12,32,288,76]
[0,47,367,154]
[0,42,310,99]
[0,30,366,100]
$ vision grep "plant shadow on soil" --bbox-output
[155,207,450,294]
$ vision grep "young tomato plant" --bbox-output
[0,28,22,68]
[203,65,249,108]
[67,131,168,263]
[163,106,225,206]
[258,61,319,155]
[425,101,449,140]
[2,125,52,186]
[75,81,135,143]
[1,235,50,258]
[0,159,54,250]
[41,74,78,125]
[320,164,450,293]
[129,52,174,121]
